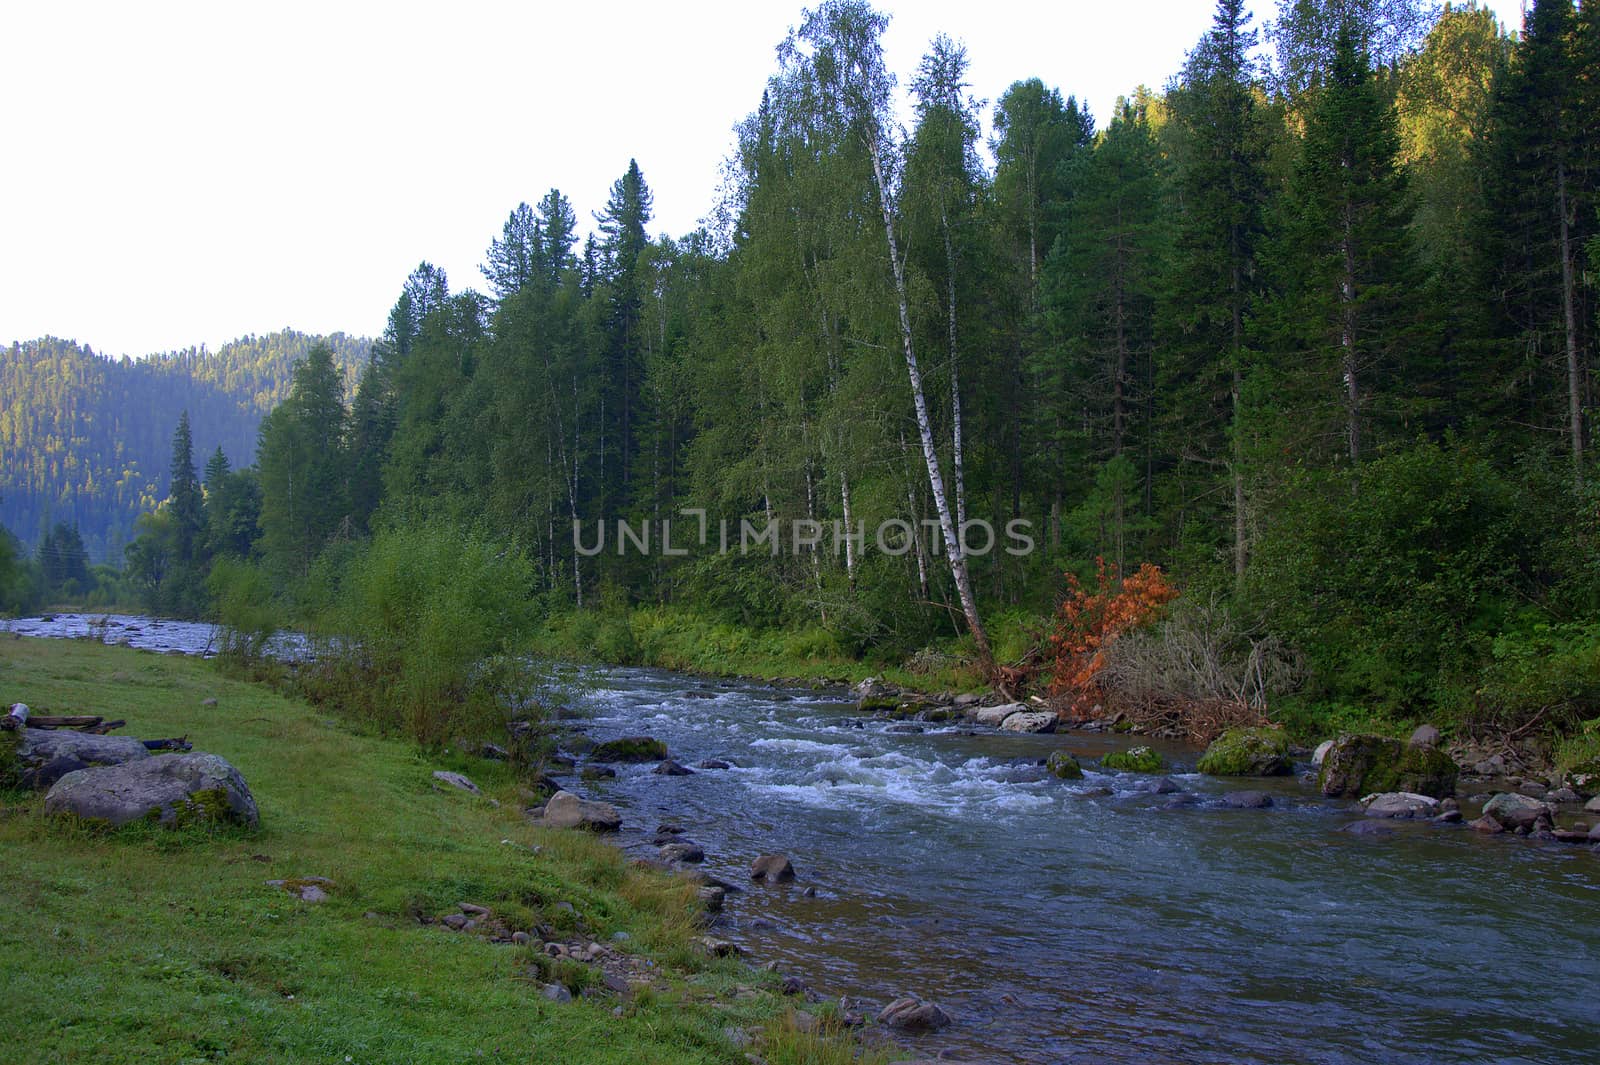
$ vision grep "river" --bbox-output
[9,613,1600,1064]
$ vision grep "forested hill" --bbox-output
[0,331,368,561]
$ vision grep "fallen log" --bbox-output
[26,715,105,730]
[141,736,192,752]
[1,704,28,731]
[83,720,127,734]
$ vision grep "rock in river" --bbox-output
[878,996,953,1032]
[1362,792,1440,819]
[653,759,695,776]
[1318,734,1458,799]
[971,702,1027,727]
[1047,750,1083,779]
[999,710,1058,734]
[44,752,259,828]
[751,853,796,882]
[1221,790,1275,809]
[590,736,670,763]
[1481,792,1554,832]
[542,790,622,832]
[1197,726,1293,777]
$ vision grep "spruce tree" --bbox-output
[168,411,203,565]
[1158,0,1272,579]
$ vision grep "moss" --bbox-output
[171,786,238,827]
[1318,734,1458,798]
[1196,727,1293,777]
[1101,746,1164,773]
[1046,750,1083,779]
[855,697,900,715]
[589,736,669,763]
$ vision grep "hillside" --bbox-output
[0,331,368,562]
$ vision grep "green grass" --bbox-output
[529,605,1045,695]
[0,636,863,1064]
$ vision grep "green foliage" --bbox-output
[1247,440,1523,716]
[206,558,281,669]
[301,522,545,748]
[258,345,349,581]
[1473,621,1600,737]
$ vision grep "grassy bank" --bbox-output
[0,636,883,1064]
[528,605,1042,695]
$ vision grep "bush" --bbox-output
[207,559,281,669]
[300,522,549,749]
[1246,440,1524,718]
[1472,621,1600,738]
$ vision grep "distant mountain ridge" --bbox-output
[0,330,369,562]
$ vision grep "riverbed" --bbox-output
[9,613,1599,1064]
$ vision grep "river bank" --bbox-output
[0,636,898,1065]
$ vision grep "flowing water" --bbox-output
[11,614,1600,1064]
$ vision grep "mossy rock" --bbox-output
[856,697,901,715]
[1101,746,1164,773]
[1196,727,1293,777]
[589,736,669,763]
[1317,733,1458,799]
[1046,750,1083,779]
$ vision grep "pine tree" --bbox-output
[168,411,203,565]
[1481,0,1595,482]
[258,345,349,579]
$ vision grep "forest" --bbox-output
[11,0,1600,755]
[0,331,367,565]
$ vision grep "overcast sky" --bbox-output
[0,0,1526,359]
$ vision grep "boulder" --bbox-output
[432,770,481,794]
[1468,815,1505,834]
[44,752,258,828]
[541,790,622,832]
[652,759,695,776]
[1362,792,1440,819]
[1340,820,1395,838]
[11,728,150,789]
[952,693,982,709]
[1196,727,1293,777]
[971,702,1027,727]
[1046,750,1083,780]
[1317,734,1458,799]
[1312,740,1335,767]
[750,853,796,882]
[1221,790,1275,809]
[878,996,952,1033]
[1408,724,1442,749]
[697,759,732,770]
[998,710,1057,734]
[659,841,705,864]
[1101,746,1164,773]
[1482,792,1554,832]
[1586,795,1600,814]
[590,736,669,763]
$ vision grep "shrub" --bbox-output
[300,522,549,749]
[1043,558,1179,717]
[1246,440,1525,718]
[207,558,281,669]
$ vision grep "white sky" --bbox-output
[0,0,1526,359]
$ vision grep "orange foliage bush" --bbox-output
[1045,558,1178,718]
